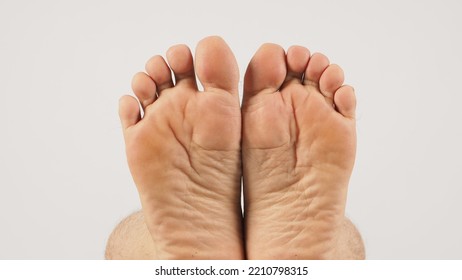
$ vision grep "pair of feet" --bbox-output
[118,36,357,259]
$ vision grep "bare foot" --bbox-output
[118,36,243,259]
[242,44,356,259]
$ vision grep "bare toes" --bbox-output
[304,52,330,86]
[131,72,157,110]
[119,95,141,130]
[145,55,173,95]
[334,85,356,119]
[195,36,240,95]
[166,44,197,89]
[284,45,310,85]
[243,43,286,97]
[319,64,345,100]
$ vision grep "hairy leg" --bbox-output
[105,211,364,259]
[105,211,156,260]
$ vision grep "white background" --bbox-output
[1,0,461,259]
[2,260,462,280]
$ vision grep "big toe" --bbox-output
[243,43,286,98]
[195,36,239,95]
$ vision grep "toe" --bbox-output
[195,36,239,95]
[131,72,157,111]
[319,64,344,100]
[304,53,330,86]
[145,55,173,94]
[244,43,286,97]
[284,45,310,85]
[334,85,356,119]
[166,44,197,89]
[119,95,141,130]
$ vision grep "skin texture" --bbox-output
[118,36,244,259]
[105,211,365,259]
[242,44,357,259]
[112,37,364,260]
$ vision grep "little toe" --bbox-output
[319,64,344,100]
[195,36,239,95]
[244,43,286,97]
[131,72,157,111]
[145,55,173,94]
[284,45,310,85]
[119,95,141,130]
[334,85,356,119]
[304,52,330,86]
[166,44,197,89]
